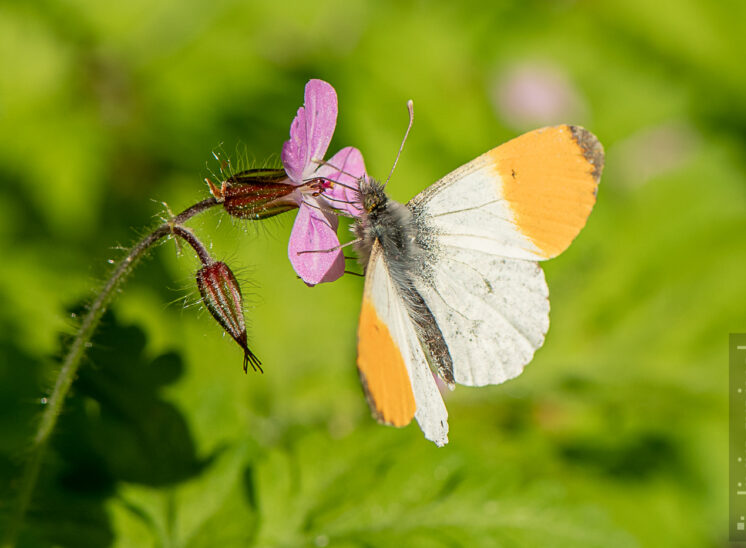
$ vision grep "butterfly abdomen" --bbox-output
[354,178,455,386]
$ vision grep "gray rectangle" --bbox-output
[730,334,746,541]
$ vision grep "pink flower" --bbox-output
[282,79,366,286]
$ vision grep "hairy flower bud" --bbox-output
[218,168,298,220]
[196,261,262,373]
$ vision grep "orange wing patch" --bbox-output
[357,297,416,427]
[489,125,604,259]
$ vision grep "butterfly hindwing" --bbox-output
[414,246,549,387]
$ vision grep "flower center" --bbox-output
[300,177,334,197]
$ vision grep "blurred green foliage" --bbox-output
[0,0,743,546]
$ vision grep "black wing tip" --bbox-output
[568,125,605,182]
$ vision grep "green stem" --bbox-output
[2,197,218,548]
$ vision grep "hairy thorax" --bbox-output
[352,179,423,279]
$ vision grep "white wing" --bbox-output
[358,241,449,445]
[414,246,549,387]
[410,155,545,261]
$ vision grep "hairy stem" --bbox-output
[2,197,218,548]
[172,225,212,266]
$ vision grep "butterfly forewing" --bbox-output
[409,125,602,261]
[357,242,449,446]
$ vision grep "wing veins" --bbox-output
[445,255,548,298]
[428,199,504,219]
[435,258,538,351]
[442,233,521,244]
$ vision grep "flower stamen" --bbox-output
[295,238,360,255]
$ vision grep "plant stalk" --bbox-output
[2,197,218,547]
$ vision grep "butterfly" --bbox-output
[350,124,603,446]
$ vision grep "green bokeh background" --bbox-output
[1,1,743,546]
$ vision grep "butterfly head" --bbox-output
[359,177,388,215]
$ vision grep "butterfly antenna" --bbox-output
[384,99,414,188]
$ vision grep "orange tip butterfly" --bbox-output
[351,121,603,446]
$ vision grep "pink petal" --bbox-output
[288,199,345,286]
[282,111,306,183]
[316,147,366,217]
[281,79,338,183]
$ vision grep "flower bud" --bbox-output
[221,168,298,221]
[196,261,262,373]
